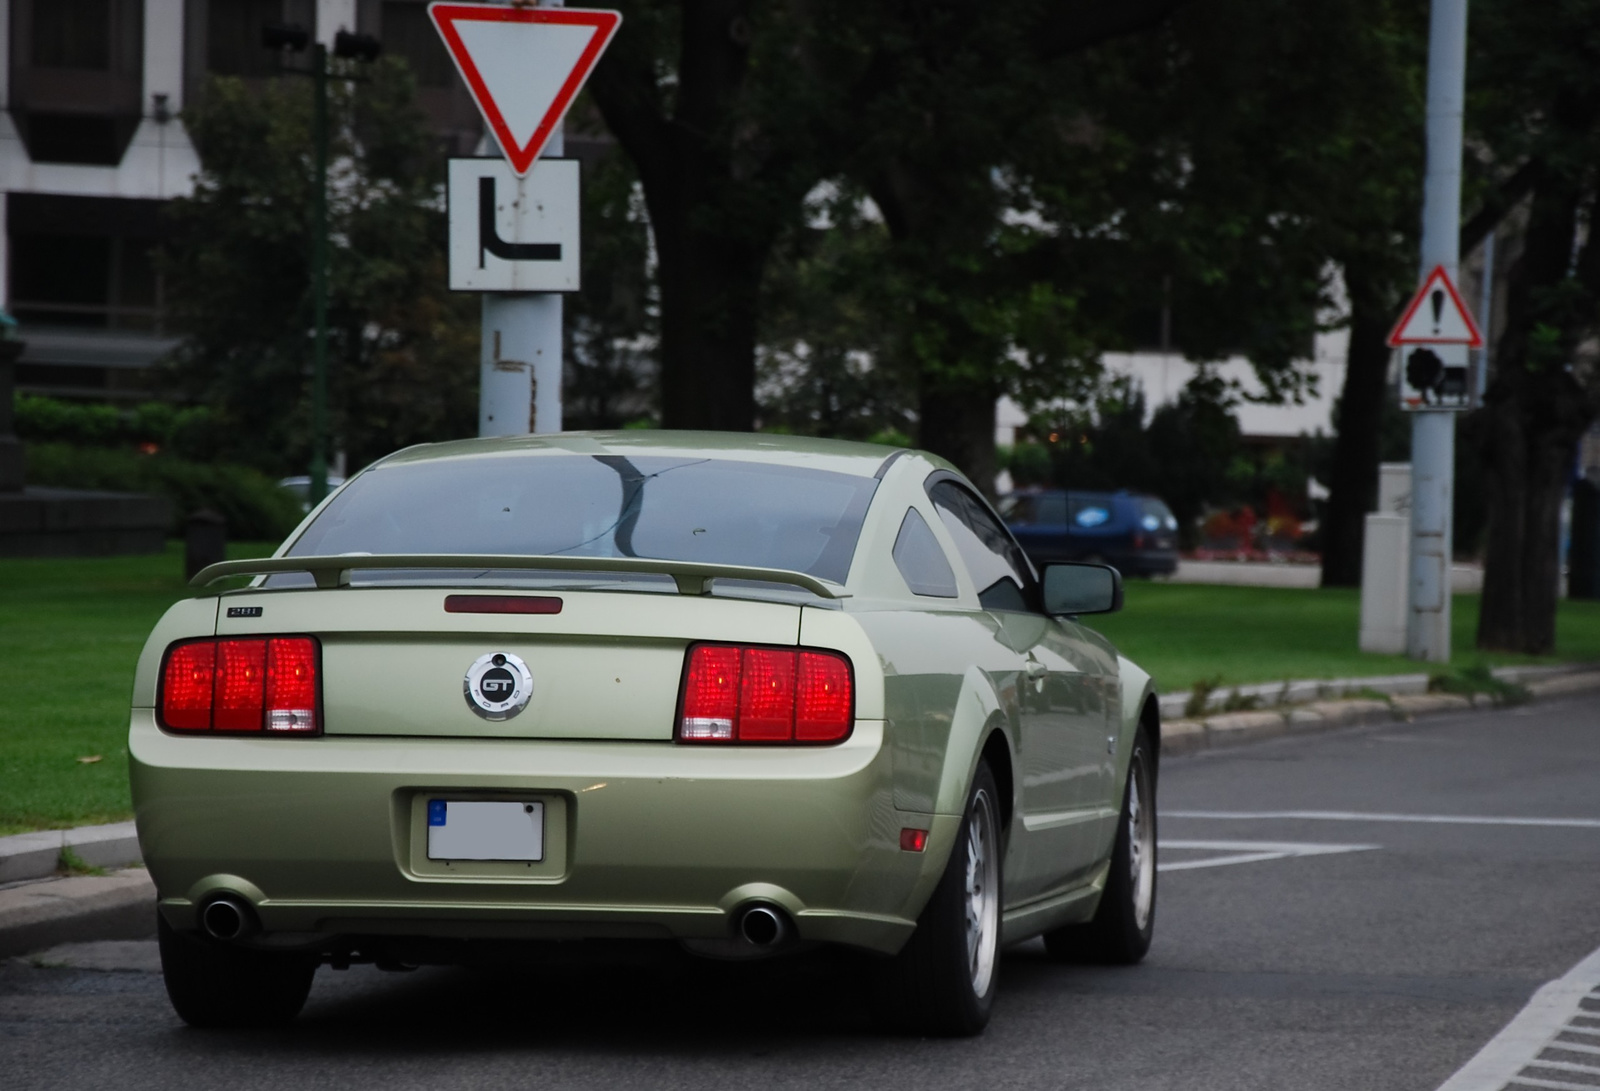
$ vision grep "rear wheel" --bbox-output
[873,760,1002,1037]
[1044,730,1156,964]
[159,915,317,1028]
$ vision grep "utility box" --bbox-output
[1359,463,1412,654]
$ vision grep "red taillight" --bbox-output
[678,644,852,744]
[159,637,321,735]
[161,642,215,730]
[265,637,319,732]
[214,639,266,731]
[796,651,852,741]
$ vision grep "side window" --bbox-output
[1069,495,1113,528]
[892,508,960,598]
[929,481,1036,613]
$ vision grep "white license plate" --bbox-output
[426,800,544,861]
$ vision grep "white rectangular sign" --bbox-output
[448,158,580,292]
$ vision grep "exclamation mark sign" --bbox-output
[1430,289,1444,335]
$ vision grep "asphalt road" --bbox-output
[5,696,1600,1091]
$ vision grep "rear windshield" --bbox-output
[284,454,878,584]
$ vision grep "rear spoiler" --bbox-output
[189,553,848,599]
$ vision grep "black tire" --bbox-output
[158,914,317,1028]
[1043,728,1156,964]
[872,760,1004,1037]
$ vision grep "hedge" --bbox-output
[23,443,304,542]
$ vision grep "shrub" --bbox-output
[13,394,226,461]
[23,443,303,542]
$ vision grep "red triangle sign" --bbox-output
[429,3,621,176]
[1387,265,1484,348]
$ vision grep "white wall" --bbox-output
[996,270,1356,445]
[317,0,359,46]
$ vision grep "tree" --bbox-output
[1469,0,1600,653]
[585,0,1190,458]
[159,63,477,474]
[563,134,658,430]
[585,0,836,432]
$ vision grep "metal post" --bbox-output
[1408,0,1469,661]
[477,3,564,439]
[309,43,331,506]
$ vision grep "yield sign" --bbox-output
[429,3,621,176]
[1387,264,1484,347]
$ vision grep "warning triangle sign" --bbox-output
[1387,265,1484,347]
[429,3,621,176]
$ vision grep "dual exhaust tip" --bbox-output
[200,895,258,942]
[202,894,792,950]
[736,903,791,948]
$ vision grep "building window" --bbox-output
[31,0,114,69]
[207,0,294,78]
[6,195,168,334]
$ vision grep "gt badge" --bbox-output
[463,652,533,721]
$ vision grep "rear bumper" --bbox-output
[129,713,952,955]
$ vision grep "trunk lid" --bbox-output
[214,586,804,740]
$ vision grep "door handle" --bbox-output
[1024,656,1048,680]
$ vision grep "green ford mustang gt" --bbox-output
[131,431,1160,1036]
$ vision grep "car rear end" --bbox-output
[130,437,952,963]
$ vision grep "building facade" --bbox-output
[1,0,482,400]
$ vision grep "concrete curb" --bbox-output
[0,821,141,885]
[0,869,155,960]
[1161,669,1600,757]
[1155,662,1590,722]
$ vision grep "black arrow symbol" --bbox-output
[479,176,561,268]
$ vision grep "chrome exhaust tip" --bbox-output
[737,904,790,947]
[200,896,257,942]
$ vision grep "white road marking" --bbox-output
[1433,944,1600,1091]
[1158,839,1380,872]
[1164,810,1600,829]
[1527,1059,1600,1073]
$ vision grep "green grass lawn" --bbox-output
[2,548,1597,835]
[1089,581,1600,694]
[0,541,274,836]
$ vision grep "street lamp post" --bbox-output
[263,25,381,508]
[309,41,331,508]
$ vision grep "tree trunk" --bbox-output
[1476,178,1595,653]
[648,203,770,430]
[920,376,1001,497]
[1477,367,1587,652]
[1320,263,1398,587]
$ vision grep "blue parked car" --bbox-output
[999,489,1180,577]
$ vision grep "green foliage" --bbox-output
[57,847,107,877]
[159,61,477,474]
[1429,664,1532,707]
[14,395,226,461]
[758,190,917,440]
[564,134,659,429]
[24,443,303,541]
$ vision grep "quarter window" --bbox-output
[892,508,959,598]
[929,481,1036,613]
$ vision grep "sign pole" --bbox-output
[309,41,331,504]
[478,114,564,437]
[478,0,563,440]
[1408,0,1468,662]
[430,1,618,436]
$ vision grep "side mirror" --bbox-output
[1041,562,1123,616]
